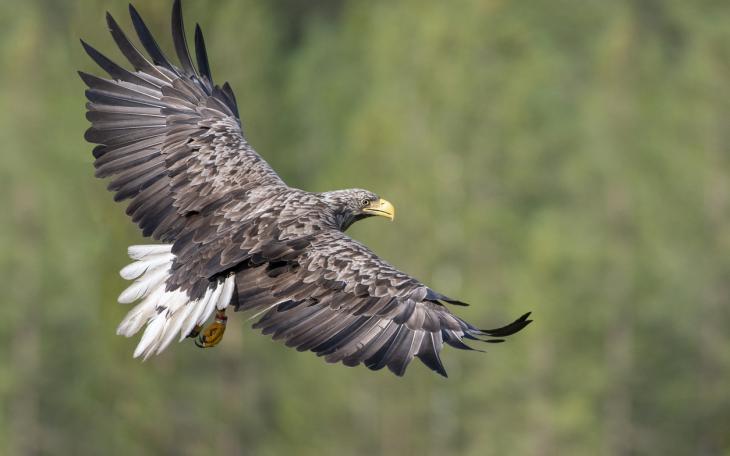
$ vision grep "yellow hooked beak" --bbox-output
[363,198,395,221]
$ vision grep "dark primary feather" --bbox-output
[171,0,197,77]
[80,40,155,89]
[194,24,212,82]
[129,4,177,73]
[106,12,169,83]
[81,0,531,377]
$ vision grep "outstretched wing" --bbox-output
[80,0,286,243]
[228,230,532,377]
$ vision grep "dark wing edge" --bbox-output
[227,231,532,377]
[80,0,283,243]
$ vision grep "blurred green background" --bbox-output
[1,0,729,454]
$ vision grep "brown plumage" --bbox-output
[80,0,531,376]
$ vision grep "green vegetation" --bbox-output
[1,0,729,454]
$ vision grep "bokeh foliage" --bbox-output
[1,0,730,454]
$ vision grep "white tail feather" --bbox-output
[128,244,173,260]
[116,282,166,337]
[119,252,174,280]
[218,277,236,311]
[116,244,236,358]
[117,267,170,303]
[134,313,167,359]
[180,287,214,341]
[151,291,190,356]
[157,302,194,353]
[198,282,224,326]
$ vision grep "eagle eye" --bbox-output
[360,198,370,207]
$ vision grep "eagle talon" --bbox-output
[195,310,227,348]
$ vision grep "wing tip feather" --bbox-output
[171,0,197,76]
[480,311,533,338]
[194,23,212,81]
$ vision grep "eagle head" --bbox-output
[321,189,395,231]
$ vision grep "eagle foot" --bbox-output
[195,309,228,348]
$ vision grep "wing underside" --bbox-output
[81,0,285,244]
[230,230,532,377]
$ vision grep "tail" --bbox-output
[116,244,235,359]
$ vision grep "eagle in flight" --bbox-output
[80,0,531,377]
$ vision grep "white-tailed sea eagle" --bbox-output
[80,0,531,377]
